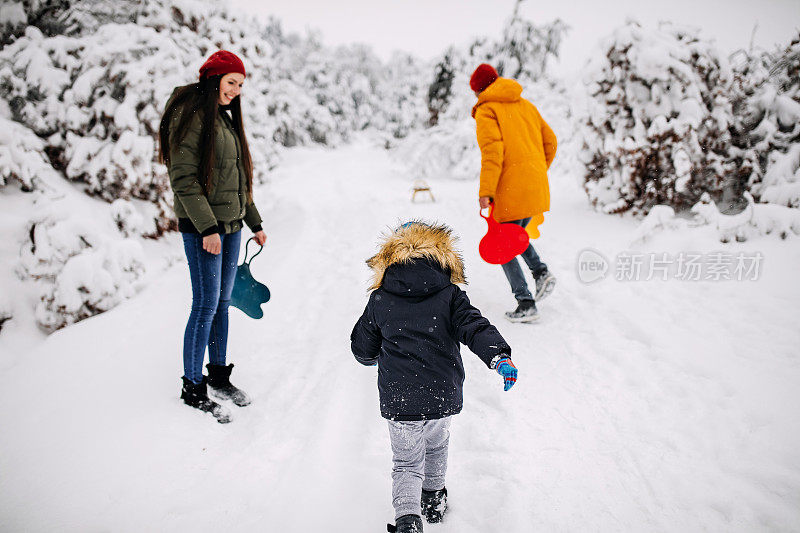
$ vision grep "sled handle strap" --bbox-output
[243,237,264,265]
[479,203,495,221]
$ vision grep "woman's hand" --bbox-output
[202,233,222,255]
[253,230,267,246]
[479,196,492,209]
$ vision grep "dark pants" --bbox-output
[181,231,241,384]
[500,218,547,302]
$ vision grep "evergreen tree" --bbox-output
[494,0,567,81]
[427,49,456,127]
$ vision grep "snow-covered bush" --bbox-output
[110,198,153,238]
[696,191,800,241]
[35,239,145,331]
[1,0,70,45]
[17,199,146,331]
[395,119,481,181]
[0,1,27,45]
[748,199,800,238]
[633,192,800,244]
[579,21,747,216]
[738,35,800,208]
[630,204,684,244]
[18,202,100,281]
[0,113,61,190]
[580,22,800,218]
[2,0,150,45]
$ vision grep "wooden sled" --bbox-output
[411,180,435,203]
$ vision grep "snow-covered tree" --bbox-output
[395,9,569,181]
[420,7,566,125]
[739,34,800,208]
[579,21,747,216]
[427,49,456,127]
[493,0,567,82]
[378,52,429,139]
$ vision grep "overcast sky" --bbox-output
[228,0,799,76]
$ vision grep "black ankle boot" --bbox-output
[181,376,231,423]
[421,487,447,523]
[504,299,540,323]
[387,514,423,532]
[206,364,251,406]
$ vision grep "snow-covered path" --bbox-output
[2,140,800,532]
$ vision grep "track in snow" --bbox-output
[1,140,799,532]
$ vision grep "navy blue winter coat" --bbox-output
[351,223,510,421]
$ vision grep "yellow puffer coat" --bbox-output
[472,78,557,237]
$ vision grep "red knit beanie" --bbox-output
[470,64,498,93]
[199,50,246,80]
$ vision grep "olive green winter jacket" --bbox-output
[166,95,262,235]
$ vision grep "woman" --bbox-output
[159,50,267,423]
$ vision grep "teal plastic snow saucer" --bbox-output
[231,237,270,319]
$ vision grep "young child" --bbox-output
[350,221,519,533]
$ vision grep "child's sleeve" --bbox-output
[350,293,382,366]
[450,287,511,368]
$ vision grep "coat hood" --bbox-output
[366,222,466,292]
[471,77,523,117]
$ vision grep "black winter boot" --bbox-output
[387,514,423,532]
[504,299,540,323]
[534,269,557,301]
[206,364,251,406]
[421,487,447,523]
[181,377,232,424]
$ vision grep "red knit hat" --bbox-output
[199,50,246,80]
[470,64,498,93]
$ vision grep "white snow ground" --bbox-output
[1,138,800,532]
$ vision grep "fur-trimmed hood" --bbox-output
[366,222,466,292]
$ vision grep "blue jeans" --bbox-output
[181,231,241,384]
[500,218,547,302]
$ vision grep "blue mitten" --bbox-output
[495,357,518,391]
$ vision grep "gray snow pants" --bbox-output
[387,416,452,520]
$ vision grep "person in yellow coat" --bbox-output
[471,63,557,323]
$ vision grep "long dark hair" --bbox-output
[158,75,254,199]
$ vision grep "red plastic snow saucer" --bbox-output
[479,204,530,265]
